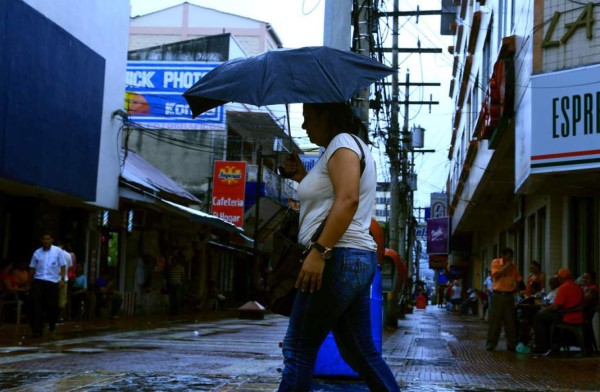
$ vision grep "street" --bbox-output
[1,306,599,391]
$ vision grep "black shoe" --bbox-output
[485,346,495,351]
[507,347,516,352]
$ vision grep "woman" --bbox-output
[278,102,399,391]
[525,261,546,297]
[450,280,462,312]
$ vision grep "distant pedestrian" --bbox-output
[56,240,73,322]
[450,280,462,312]
[482,270,493,320]
[485,247,522,352]
[167,257,186,315]
[29,233,68,338]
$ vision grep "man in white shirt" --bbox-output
[29,233,67,338]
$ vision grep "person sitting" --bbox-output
[544,276,560,304]
[0,260,29,324]
[460,288,478,315]
[516,281,542,347]
[95,270,122,319]
[70,264,88,318]
[525,261,546,298]
[580,271,599,311]
[208,280,225,311]
[532,268,584,355]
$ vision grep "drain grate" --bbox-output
[405,358,454,367]
[414,338,446,348]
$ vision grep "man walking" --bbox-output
[29,233,68,338]
[486,247,522,351]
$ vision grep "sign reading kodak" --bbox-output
[211,161,247,227]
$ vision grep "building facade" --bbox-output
[446,0,600,337]
[0,0,128,275]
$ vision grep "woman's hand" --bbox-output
[295,249,325,293]
[282,153,307,182]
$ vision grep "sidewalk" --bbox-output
[386,305,600,390]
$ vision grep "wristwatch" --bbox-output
[312,242,333,260]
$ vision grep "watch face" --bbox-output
[313,242,333,260]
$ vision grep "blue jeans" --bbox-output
[278,248,399,391]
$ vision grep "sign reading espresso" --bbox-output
[530,64,600,174]
[552,92,600,138]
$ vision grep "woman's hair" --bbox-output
[305,102,367,142]
[530,261,540,269]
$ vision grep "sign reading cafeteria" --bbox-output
[530,64,600,174]
[211,161,247,227]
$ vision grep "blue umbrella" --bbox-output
[183,46,393,118]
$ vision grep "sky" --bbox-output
[129,0,453,210]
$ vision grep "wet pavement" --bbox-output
[0,306,599,391]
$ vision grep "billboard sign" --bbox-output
[125,61,225,130]
[427,217,449,255]
[211,161,247,227]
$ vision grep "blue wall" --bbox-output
[0,0,105,200]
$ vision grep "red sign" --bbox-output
[429,255,448,270]
[479,58,514,140]
[211,161,247,227]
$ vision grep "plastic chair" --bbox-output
[551,321,587,354]
[551,302,598,355]
[0,292,24,325]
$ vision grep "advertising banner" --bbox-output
[530,64,600,174]
[125,61,225,130]
[211,161,247,227]
[427,217,449,255]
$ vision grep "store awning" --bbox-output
[118,148,253,247]
[160,198,252,242]
[120,148,200,204]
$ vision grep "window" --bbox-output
[482,26,492,92]
[497,2,505,47]
[510,0,516,33]
[569,197,595,277]
[537,207,546,263]
[471,75,479,136]
[528,213,535,263]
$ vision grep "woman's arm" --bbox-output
[295,147,361,293]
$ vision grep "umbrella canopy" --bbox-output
[183,46,393,118]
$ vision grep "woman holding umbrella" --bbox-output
[278,102,399,391]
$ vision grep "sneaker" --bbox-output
[531,347,549,355]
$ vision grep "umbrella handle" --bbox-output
[277,166,296,179]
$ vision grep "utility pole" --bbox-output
[382,0,401,328]
[375,2,441,325]
[352,0,373,132]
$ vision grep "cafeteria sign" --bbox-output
[211,161,247,227]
